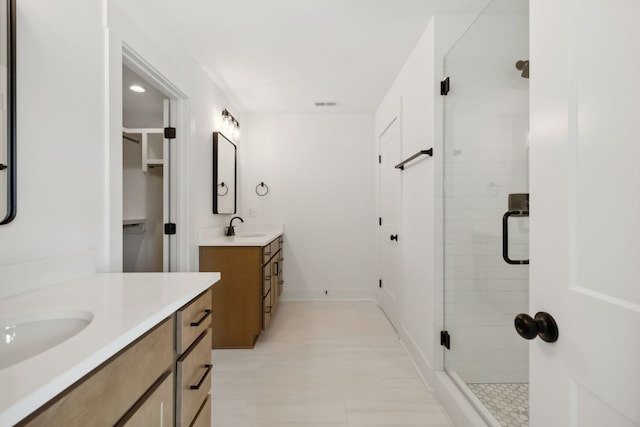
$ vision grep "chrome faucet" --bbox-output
[225,216,244,236]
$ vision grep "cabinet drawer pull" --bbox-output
[189,364,213,390]
[190,309,212,327]
[264,251,271,256]
[265,306,272,314]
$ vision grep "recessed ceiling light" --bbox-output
[129,85,146,93]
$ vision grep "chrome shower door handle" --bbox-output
[502,210,529,265]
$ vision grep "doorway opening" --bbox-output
[119,46,185,272]
[122,65,167,272]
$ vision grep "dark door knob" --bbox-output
[390,234,398,241]
[514,312,559,342]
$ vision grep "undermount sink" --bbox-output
[234,232,267,238]
[0,309,93,370]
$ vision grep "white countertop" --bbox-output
[0,272,220,426]
[199,223,283,247]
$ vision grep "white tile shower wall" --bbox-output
[442,11,529,384]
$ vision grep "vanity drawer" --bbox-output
[262,263,271,297]
[176,288,212,354]
[270,237,281,254]
[262,290,272,330]
[176,328,212,427]
[191,395,212,427]
[262,243,273,263]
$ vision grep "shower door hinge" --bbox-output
[440,330,451,349]
[440,77,450,96]
[379,217,382,226]
[379,279,382,288]
[378,155,382,164]
[164,127,176,139]
[164,223,177,235]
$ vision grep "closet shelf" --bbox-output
[123,218,146,234]
[122,127,164,173]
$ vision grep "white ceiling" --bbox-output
[120,0,489,114]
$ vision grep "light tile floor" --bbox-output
[467,383,529,427]
[210,301,454,427]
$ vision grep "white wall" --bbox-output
[0,0,242,298]
[241,113,376,300]
[0,0,105,297]
[376,20,438,385]
[374,14,481,388]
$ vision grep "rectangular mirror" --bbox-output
[213,132,237,214]
[0,0,16,225]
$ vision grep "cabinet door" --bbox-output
[200,246,262,349]
[190,395,211,427]
[21,318,174,427]
[116,371,174,427]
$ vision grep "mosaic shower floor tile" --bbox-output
[467,382,529,427]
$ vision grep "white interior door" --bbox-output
[377,116,402,330]
[530,0,640,425]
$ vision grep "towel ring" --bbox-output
[255,182,269,197]
[217,182,229,196]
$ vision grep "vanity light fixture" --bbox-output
[129,85,146,93]
[222,109,240,140]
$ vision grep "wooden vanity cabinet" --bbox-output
[200,235,283,349]
[18,288,214,427]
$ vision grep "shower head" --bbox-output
[516,60,529,79]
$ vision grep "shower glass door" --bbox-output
[442,0,529,426]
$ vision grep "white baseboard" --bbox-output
[395,325,490,427]
[281,287,375,301]
[399,326,436,390]
[434,371,491,427]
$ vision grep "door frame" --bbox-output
[108,44,190,272]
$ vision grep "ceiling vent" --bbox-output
[314,101,339,107]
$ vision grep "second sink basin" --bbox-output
[0,309,93,370]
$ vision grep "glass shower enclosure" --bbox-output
[442,0,530,426]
